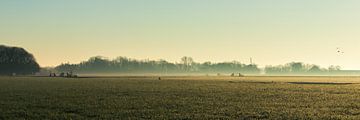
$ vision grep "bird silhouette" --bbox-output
[336,47,344,54]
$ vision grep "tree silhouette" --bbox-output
[181,56,194,72]
[0,45,40,75]
[288,62,304,73]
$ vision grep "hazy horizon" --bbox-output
[2,0,360,69]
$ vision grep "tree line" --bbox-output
[55,56,341,75]
[265,62,341,75]
[0,44,343,76]
[55,56,261,74]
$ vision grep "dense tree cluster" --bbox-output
[0,45,40,75]
[55,56,261,74]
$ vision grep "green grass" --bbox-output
[1,76,360,119]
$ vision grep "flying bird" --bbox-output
[336,48,344,54]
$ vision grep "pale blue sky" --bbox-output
[1,0,360,69]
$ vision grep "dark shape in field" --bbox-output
[231,73,244,77]
[49,72,57,77]
[49,71,78,78]
[158,77,161,80]
[65,72,78,78]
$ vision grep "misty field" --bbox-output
[1,76,360,119]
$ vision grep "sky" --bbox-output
[1,0,360,69]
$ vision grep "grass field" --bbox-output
[1,76,360,119]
